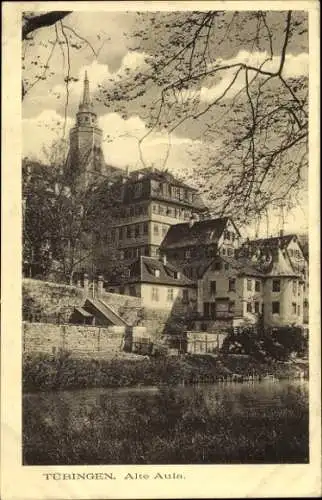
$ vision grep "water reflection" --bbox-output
[23,380,308,465]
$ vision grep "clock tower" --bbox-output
[68,71,104,190]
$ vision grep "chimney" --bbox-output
[279,229,284,237]
[161,254,167,265]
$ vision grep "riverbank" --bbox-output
[23,381,309,464]
[23,352,308,392]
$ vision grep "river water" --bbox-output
[23,380,309,464]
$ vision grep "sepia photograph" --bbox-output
[21,7,311,466]
[1,2,321,498]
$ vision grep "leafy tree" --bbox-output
[22,149,127,284]
[22,10,308,226]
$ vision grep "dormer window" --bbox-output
[155,269,160,278]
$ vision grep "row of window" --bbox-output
[203,301,302,317]
[272,279,301,294]
[120,247,150,260]
[119,246,161,260]
[151,287,189,302]
[154,182,194,204]
[111,222,170,242]
[152,203,192,220]
[223,230,237,242]
[209,279,261,294]
[271,301,301,315]
[220,247,235,257]
[116,204,149,220]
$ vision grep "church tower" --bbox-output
[68,71,104,190]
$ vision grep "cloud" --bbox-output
[22,110,73,160]
[24,50,151,119]
[199,50,308,103]
[23,108,203,176]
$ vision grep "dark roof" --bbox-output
[110,256,195,287]
[202,250,301,279]
[241,234,296,251]
[127,168,198,191]
[202,255,264,278]
[160,217,238,250]
[238,233,308,264]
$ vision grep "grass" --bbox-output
[23,385,309,465]
[23,352,308,392]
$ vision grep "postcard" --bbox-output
[1,1,321,498]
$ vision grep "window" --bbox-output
[143,222,148,234]
[272,301,280,314]
[224,230,231,240]
[292,280,297,295]
[229,279,236,292]
[229,301,235,313]
[152,287,159,301]
[185,249,191,259]
[120,250,124,260]
[134,183,142,198]
[111,229,116,242]
[158,204,165,215]
[227,248,234,256]
[182,289,189,303]
[222,248,226,255]
[255,280,261,292]
[135,225,140,237]
[144,246,149,256]
[127,226,131,239]
[119,228,123,241]
[153,224,159,235]
[246,302,252,313]
[292,302,297,314]
[247,279,252,291]
[224,263,229,270]
[254,301,260,313]
[167,288,174,302]
[272,279,281,292]
[297,305,301,316]
[129,285,136,297]
[129,207,134,217]
[213,261,221,271]
[210,281,216,295]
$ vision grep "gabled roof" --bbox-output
[202,248,301,279]
[110,256,195,287]
[160,217,239,250]
[202,255,264,278]
[241,234,297,252]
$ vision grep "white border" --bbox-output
[1,2,321,499]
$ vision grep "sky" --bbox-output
[22,10,309,237]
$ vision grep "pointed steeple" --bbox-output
[82,70,90,106]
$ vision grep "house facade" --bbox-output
[196,234,308,329]
[102,169,207,264]
[160,217,241,281]
[107,255,197,313]
[199,255,263,325]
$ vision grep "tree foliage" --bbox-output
[22,10,308,225]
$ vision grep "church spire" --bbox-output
[82,70,90,106]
